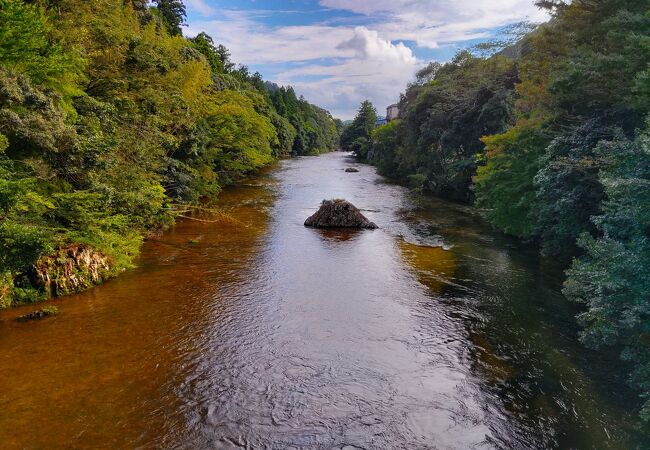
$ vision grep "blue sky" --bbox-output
[184,0,547,119]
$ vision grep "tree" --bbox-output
[534,120,610,256]
[190,32,225,73]
[129,0,153,24]
[0,0,82,94]
[473,123,549,238]
[564,123,650,422]
[369,120,401,175]
[153,0,186,36]
[216,44,235,72]
[0,0,338,308]
[267,85,339,155]
[372,51,517,200]
[340,100,377,159]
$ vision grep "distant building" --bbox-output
[375,117,387,127]
[386,103,399,121]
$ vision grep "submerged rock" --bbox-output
[304,199,378,229]
[345,168,359,173]
[16,306,59,322]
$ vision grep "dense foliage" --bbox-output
[356,0,650,420]
[376,53,517,200]
[268,83,340,155]
[339,100,377,159]
[0,0,338,307]
[564,124,650,421]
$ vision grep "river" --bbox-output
[0,152,646,449]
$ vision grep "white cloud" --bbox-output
[187,12,353,63]
[321,0,548,48]
[337,27,416,64]
[277,28,420,118]
[187,15,419,118]
[186,1,549,119]
[186,0,216,16]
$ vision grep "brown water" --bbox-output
[0,152,646,449]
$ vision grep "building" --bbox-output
[386,103,399,121]
[375,117,387,127]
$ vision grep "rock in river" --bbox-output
[345,168,359,173]
[304,199,378,229]
[16,306,59,322]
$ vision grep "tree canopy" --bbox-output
[0,0,339,308]
[340,100,378,159]
[359,0,650,421]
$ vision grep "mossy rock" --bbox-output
[16,305,59,322]
[304,199,378,229]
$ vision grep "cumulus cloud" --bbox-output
[337,27,416,64]
[277,28,419,118]
[186,1,548,118]
[187,15,419,118]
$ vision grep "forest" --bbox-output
[342,0,650,423]
[0,0,340,308]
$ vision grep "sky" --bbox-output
[184,0,548,120]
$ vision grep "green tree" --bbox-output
[268,85,339,155]
[564,123,650,422]
[375,51,517,201]
[0,0,82,94]
[370,120,401,175]
[340,100,377,159]
[0,0,338,309]
[473,123,550,238]
[529,0,650,256]
[153,0,186,36]
[190,32,225,74]
[216,44,235,72]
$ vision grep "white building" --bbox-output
[386,103,399,121]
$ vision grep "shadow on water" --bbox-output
[312,228,364,243]
[0,152,647,449]
[400,194,646,449]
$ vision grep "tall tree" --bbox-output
[153,0,186,36]
[216,44,235,72]
[0,0,82,93]
[340,100,377,159]
[190,32,225,73]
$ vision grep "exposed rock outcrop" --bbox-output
[304,199,378,229]
[0,272,13,309]
[32,245,112,297]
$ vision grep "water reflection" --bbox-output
[0,153,646,449]
[398,240,457,293]
[311,228,364,243]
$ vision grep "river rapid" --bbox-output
[0,152,646,449]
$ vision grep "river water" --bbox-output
[0,152,646,449]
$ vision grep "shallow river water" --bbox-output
[0,152,647,449]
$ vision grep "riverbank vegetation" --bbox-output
[346,0,650,423]
[0,0,339,308]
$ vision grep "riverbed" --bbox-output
[0,152,645,449]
